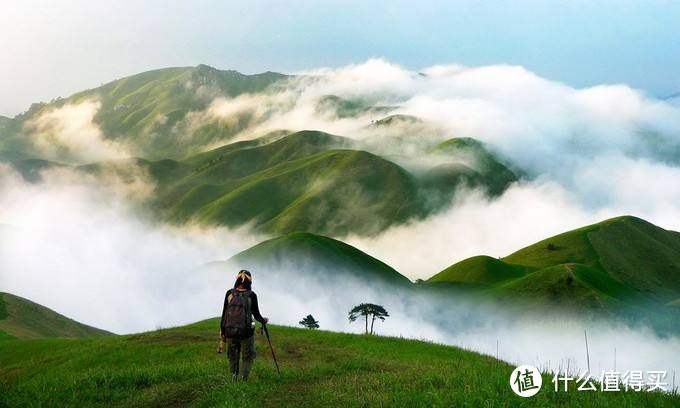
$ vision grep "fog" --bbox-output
[2,60,680,380]
[0,164,678,380]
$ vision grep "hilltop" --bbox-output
[0,292,111,339]
[1,317,677,407]
[228,232,411,286]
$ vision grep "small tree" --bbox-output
[348,303,389,335]
[299,314,320,329]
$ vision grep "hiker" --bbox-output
[220,269,268,381]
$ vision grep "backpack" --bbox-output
[222,290,252,339]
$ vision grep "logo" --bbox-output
[510,365,542,397]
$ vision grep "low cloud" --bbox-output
[24,99,129,163]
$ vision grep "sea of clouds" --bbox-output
[1,59,680,379]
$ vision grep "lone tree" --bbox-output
[298,314,320,329]
[348,303,389,335]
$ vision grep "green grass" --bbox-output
[501,216,680,303]
[0,293,111,339]
[428,255,527,285]
[1,319,677,407]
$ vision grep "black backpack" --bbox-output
[222,290,252,339]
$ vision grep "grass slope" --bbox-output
[1,318,676,407]
[491,264,637,313]
[0,293,111,339]
[427,255,527,285]
[7,128,513,236]
[229,232,411,286]
[428,216,680,318]
[146,130,424,236]
[504,216,680,303]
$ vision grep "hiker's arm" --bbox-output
[250,292,268,324]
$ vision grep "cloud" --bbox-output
[172,60,680,277]
[345,181,608,279]
[180,59,680,188]
[24,99,129,163]
[0,162,678,379]
[0,164,260,333]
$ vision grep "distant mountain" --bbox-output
[4,65,289,159]
[227,232,411,287]
[0,292,111,339]
[1,64,521,235]
[427,216,680,315]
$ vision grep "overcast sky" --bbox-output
[2,0,680,117]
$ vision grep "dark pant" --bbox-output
[227,335,256,380]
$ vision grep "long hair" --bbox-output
[234,269,252,290]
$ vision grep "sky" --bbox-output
[2,0,680,117]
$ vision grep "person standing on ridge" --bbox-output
[220,269,268,381]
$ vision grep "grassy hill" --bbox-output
[3,65,289,159]
[149,129,517,235]
[427,216,680,318]
[1,318,676,407]
[427,255,527,286]
[503,216,680,303]
[151,130,423,236]
[6,127,518,236]
[0,292,111,339]
[228,232,411,286]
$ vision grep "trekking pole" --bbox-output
[262,324,281,375]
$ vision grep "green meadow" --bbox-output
[2,319,678,407]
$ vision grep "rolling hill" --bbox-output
[427,216,680,316]
[10,128,514,236]
[149,129,517,235]
[149,130,424,235]
[226,232,411,287]
[0,292,111,339]
[1,317,677,407]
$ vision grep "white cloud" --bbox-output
[24,99,129,163]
